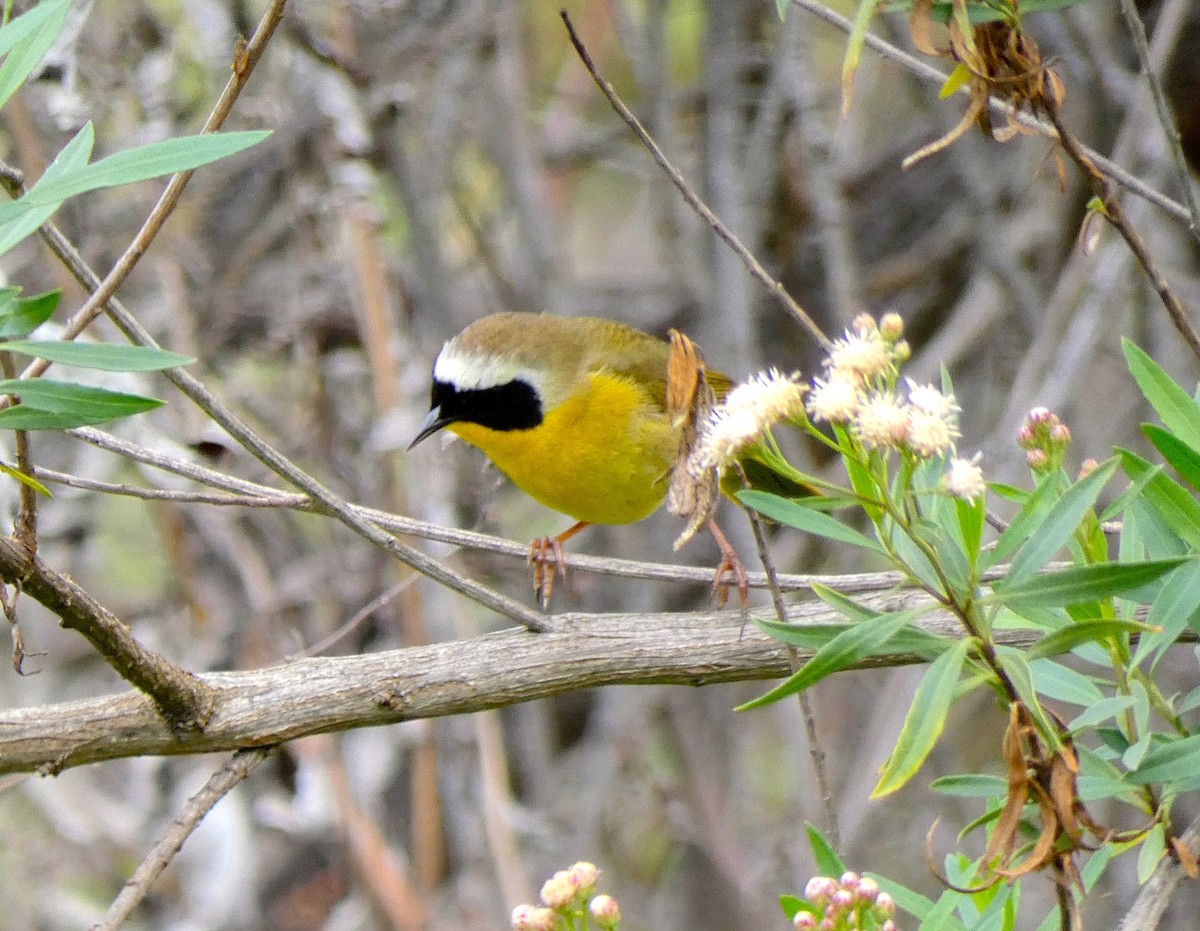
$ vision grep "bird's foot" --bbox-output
[528,535,567,609]
[707,517,749,608]
[527,520,590,610]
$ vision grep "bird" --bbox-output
[409,311,755,607]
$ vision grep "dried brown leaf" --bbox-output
[1172,836,1200,879]
[908,0,941,56]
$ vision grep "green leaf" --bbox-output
[1101,462,1164,523]
[26,131,271,204]
[840,0,877,116]
[805,823,845,878]
[0,289,59,339]
[1025,618,1158,662]
[983,472,1060,571]
[1127,734,1200,786]
[1143,424,1200,490]
[1068,695,1135,732]
[1119,448,1200,549]
[739,604,928,710]
[1134,561,1200,668]
[0,461,49,496]
[929,773,1007,797]
[873,638,971,797]
[1,340,193,371]
[0,122,92,256]
[776,0,789,18]
[939,63,971,98]
[954,492,984,569]
[738,489,886,556]
[0,0,70,113]
[1004,458,1118,587]
[1029,658,1104,707]
[0,379,162,429]
[1123,339,1200,450]
[779,895,805,922]
[1137,823,1167,884]
[985,559,1189,610]
[754,618,955,660]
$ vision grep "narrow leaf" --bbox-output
[995,647,1060,749]
[1123,339,1200,450]
[1,340,193,371]
[1134,561,1200,667]
[739,605,927,710]
[755,618,954,660]
[985,559,1188,610]
[1119,449,1200,549]
[1127,734,1200,786]
[0,461,49,496]
[738,489,886,556]
[1025,618,1158,661]
[872,638,971,797]
[27,131,271,204]
[929,773,1007,797]
[0,289,58,338]
[1003,458,1118,587]
[1143,424,1200,490]
[805,823,845,878]
[0,0,70,113]
[983,472,1060,571]
[0,378,162,415]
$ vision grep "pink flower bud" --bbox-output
[793,911,818,930]
[804,876,838,908]
[589,894,621,928]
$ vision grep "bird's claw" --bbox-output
[528,536,567,609]
[707,517,749,609]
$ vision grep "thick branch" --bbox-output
[1,589,1076,776]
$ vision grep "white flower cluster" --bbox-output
[690,368,807,473]
[684,313,985,500]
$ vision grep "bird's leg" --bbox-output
[528,520,590,609]
[707,516,749,608]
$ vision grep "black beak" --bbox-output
[408,406,454,450]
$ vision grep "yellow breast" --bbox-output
[449,371,677,525]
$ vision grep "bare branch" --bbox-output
[0,587,1150,777]
[94,748,272,931]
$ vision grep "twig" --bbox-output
[559,10,830,349]
[785,0,1192,226]
[746,506,839,847]
[35,437,1021,596]
[1114,0,1200,246]
[0,350,37,552]
[93,747,272,931]
[1043,102,1200,362]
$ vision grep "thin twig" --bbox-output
[559,10,830,349]
[94,747,272,931]
[1114,0,1200,246]
[785,0,1192,226]
[746,506,839,847]
[0,350,36,551]
[1043,101,1200,361]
